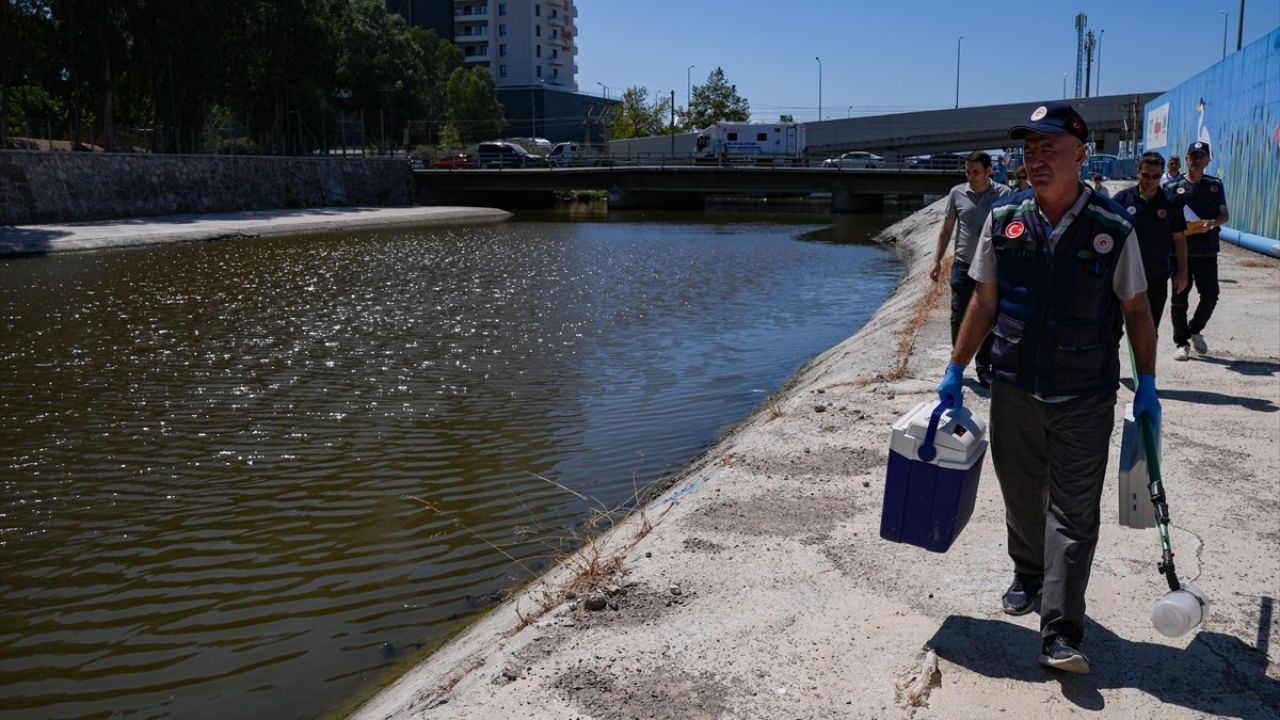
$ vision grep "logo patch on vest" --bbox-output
[1126,206,1137,215]
[1030,106,1048,121]
[1176,187,1186,194]
[1157,208,1167,219]
[1006,221,1026,239]
[1210,185,1220,193]
[1093,233,1114,254]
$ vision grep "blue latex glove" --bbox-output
[938,363,964,411]
[1133,373,1161,432]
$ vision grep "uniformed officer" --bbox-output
[1166,141,1230,360]
[1113,152,1189,330]
[937,101,1160,674]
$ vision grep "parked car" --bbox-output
[908,153,967,170]
[408,156,426,170]
[431,153,476,169]
[476,141,546,168]
[822,151,884,169]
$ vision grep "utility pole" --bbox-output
[1237,0,1245,50]
[1084,30,1095,97]
[670,90,677,156]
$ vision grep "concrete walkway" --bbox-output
[349,200,1279,719]
[0,206,511,257]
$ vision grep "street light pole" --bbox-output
[955,36,963,109]
[815,56,822,122]
[1096,29,1104,95]
[1062,73,1067,99]
[687,64,695,106]
[1221,11,1228,59]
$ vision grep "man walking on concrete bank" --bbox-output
[930,151,1014,388]
[1166,141,1230,360]
[1113,152,1189,331]
[937,102,1161,673]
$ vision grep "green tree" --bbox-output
[778,114,794,123]
[412,26,464,144]
[603,85,671,140]
[445,66,503,143]
[685,67,749,130]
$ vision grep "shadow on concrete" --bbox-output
[1188,355,1280,377]
[1119,378,1278,413]
[927,615,1279,717]
[0,226,73,257]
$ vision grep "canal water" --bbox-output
[0,205,903,720]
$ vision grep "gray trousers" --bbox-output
[990,381,1116,643]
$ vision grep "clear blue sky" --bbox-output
[576,0,1280,121]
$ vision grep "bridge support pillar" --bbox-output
[607,188,705,211]
[831,189,884,214]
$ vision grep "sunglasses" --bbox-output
[1138,172,1162,180]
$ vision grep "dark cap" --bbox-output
[1090,173,1105,180]
[1009,101,1089,144]
[1187,141,1211,156]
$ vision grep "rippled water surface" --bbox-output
[0,207,902,719]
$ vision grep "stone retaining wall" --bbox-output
[0,151,413,225]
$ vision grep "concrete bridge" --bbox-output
[414,165,962,213]
[608,93,1160,162]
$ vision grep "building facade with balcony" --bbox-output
[386,0,578,91]
[386,0,611,144]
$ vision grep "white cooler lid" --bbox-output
[890,400,988,469]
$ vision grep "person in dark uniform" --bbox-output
[1166,141,1230,360]
[937,102,1160,674]
[929,151,1014,388]
[1113,152,1189,331]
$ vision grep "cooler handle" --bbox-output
[917,396,953,462]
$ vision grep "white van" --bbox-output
[546,142,610,167]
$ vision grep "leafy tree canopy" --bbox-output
[604,86,671,140]
[685,67,749,130]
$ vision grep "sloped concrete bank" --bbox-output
[349,199,1279,719]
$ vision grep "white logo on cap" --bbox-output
[1093,233,1114,254]
[1030,106,1048,121]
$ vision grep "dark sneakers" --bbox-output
[1001,575,1042,616]
[1039,635,1090,673]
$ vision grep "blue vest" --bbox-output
[988,189,1133,396]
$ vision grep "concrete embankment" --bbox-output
[348,198,1279,719]
[0,151,413,224]
[0,206,511,257]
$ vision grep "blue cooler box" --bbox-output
[880,399,988,553]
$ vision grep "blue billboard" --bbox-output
[1144,26,1280,245]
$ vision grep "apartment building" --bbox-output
[387,0,578,90]
[387,0,607,143]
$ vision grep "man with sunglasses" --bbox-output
[1114,152,1189,331]
[1166,141,1230,360]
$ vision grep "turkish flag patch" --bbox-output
[1007,221,1026,239]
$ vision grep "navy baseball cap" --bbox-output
[1009,101,1089,144]
[1187,141,1211,156]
